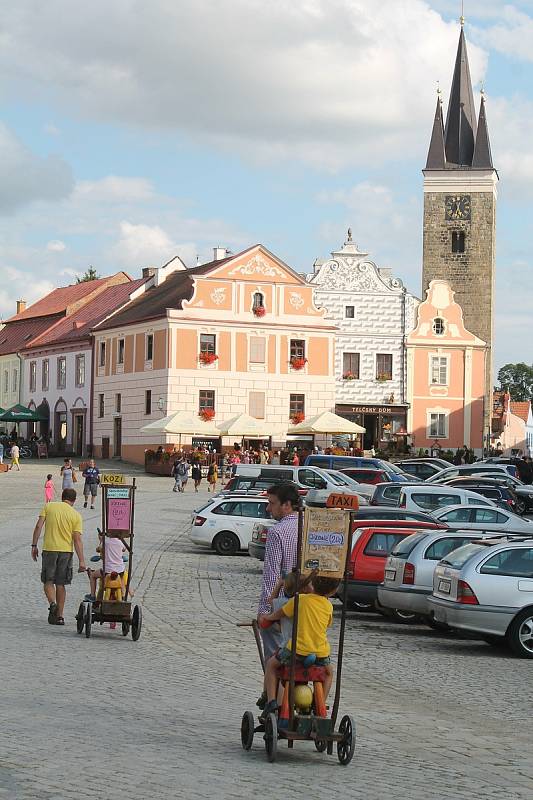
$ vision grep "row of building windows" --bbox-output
[96,390,306,420]
[2,368,18,395]
[341,353,448,385]
[28,355,85,393]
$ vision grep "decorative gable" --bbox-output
[208,245,304,285]
[408,280,485,346]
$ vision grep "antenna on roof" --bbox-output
[460,0,465,27]
[196,255,200,266]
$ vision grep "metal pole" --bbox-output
[124,478,135,599]
[288,498,304,733]
[330,510,353,729]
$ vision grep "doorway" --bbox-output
[363,415,378,450]
[113,417,122,458]
[55,412,67,453]
[74,415,84,456]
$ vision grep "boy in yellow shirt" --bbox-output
[258,576,340,717]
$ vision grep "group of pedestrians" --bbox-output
[171,457,218,493]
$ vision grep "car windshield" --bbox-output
[439,542,486,568]
[390,532,428,557]
[383,462,406,475]
[326,471,346,486]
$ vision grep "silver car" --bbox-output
[322,469,375,502]
[428,537,533,657]
[431,504,533,533]
[377,529,490,623]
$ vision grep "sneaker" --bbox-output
[90,505,95,510]
[84,594,97,602]
[256,690,267,710]
[83,502,87,508]
[47,602,58,624]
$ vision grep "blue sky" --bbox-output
[1,0,533,371]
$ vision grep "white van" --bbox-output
[229,463,366,499]
[398,485,497,513]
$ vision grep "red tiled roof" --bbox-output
[24,278,147,349]
[510,401,531,422]
[0,315,63,356]
[7,277,114,321]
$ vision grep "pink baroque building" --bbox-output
[406,280,487,453]
[91,245,336,463]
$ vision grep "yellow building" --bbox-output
[92,245,336,462]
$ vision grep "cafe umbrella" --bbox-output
[287,410,365,450]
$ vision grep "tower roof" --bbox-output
[425,94,446,169]
[472,93,494,169]
[444,26,477,166]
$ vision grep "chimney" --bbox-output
[213,247,228,261]
[142,267,156,279]
[16,299,26,315]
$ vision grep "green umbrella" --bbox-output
[0,403,43,422]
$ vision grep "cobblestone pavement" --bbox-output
[1,460,533,799]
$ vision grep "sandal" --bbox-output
[47,602,58,624]
[55,616,65,626]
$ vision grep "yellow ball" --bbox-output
[294,684,313,711]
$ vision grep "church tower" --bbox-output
[422,20,497,444]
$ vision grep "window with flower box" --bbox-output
[376,354,392,381]
[289,393,305,420]
[342,352,360,380]
[199,390,215,413]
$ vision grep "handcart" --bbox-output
[239,493,358,765]
[75,478,142,641]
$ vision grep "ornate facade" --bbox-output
[307,232,419,449]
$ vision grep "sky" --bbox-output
[0,0,532,369]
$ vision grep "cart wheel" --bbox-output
[121,621,130,637]
[337,715,356,766]
[314,739,327,752]
[264,713,277,762]
[131,605,142,641]
[241,711,255,750]
[84,603,92,639]
[76,602,85,635]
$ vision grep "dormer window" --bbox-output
[432,317,445,335]
[252,291,266,317]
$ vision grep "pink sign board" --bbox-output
[107,498,131,531]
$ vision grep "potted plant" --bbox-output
[376,373,390,382]
[342,371,357,380]
[253,305,266,317]
[290,411,305,425]
[199,352,218,365]
[199,408,215,422]
[290,357,308,371]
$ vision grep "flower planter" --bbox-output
[199,409,215,422]
[145,461,174,476]
[290,412,305,425]
[342,372,357,381]
[199,352,218,365]
[290,357,308,371]
[253,306,266,317]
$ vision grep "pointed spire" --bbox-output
[472,92,494,169]
[425,91,446,169]
[444,27,477,166]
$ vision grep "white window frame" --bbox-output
[427,409,448,439]
[57,357,66,390]
[249,391,265,419]
[117,338,125,366]
[429,353,449,386]
[42,359,49,391]
[146,333,154,362]
[249,336,266,364]
[75,354,85,388]
[29,361,37,393]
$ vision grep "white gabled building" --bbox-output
[307,231,419,450]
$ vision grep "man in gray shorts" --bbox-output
[31,488,86,626]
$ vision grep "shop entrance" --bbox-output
[363,415,378,450]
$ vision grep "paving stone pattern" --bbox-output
[1,461,532,799]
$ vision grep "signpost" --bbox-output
[301,506,351,579]
[100,473,126,486]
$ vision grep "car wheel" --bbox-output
[515,498,527,515]
[213,530,240,556]
[507,609,533,658]
[387,608,421,624]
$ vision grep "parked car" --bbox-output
[397,456,451,470]
[339,521,446,616]
[398,485,497,513]
[425,464,518,482]
[450,473,533,515]
[305,455,417,482]
[340,467,398,486]
[370,481,425,507]
[428,537,533,657]
[223,475,305,495]
[393,460,446,480]
[189,496,272,555]
[322,469,375,501]
[230,464,344,494]
[431,504,533,532]
[432,476,519,513]
[377,529,506,624]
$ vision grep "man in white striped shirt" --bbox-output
[257,483,300,661]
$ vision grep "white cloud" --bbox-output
[46,239,66,252]
[0,123,73,213]
[0,266,54,321]
[110,221,196,268]
[0,1,487,169]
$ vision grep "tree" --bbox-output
[76,266,100,283]
[496,363,533,401]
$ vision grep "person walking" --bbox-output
[172,457,189,492]
[207,461,218,492]
[191,460,202,492]
[0,440,4,465]
[31,487,86,626]
[60,458,76,490]
[9,441,20,471]
[82,458,100,509]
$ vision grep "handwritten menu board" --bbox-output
[106,486,132,534]
[301,507,350,579]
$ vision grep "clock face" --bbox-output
[445,195,471,221]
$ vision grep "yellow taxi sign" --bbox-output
[325,493,360,510]
[101,473,126,485]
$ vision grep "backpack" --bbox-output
[177,462,188,476]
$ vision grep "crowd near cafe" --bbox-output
[335,404,409,451]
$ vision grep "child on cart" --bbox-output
[85,532,133,603]
[258,575,340,718]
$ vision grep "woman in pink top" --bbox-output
[44,474,55,503]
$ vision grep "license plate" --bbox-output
[385,569,396,581]
[438,579,451,594]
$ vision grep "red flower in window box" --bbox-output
[290,411,305,425]
[253,305,266,317]
[199,408,215,421]
[199,352,218,365]
[343,372,357,381]
[290,357,308,370]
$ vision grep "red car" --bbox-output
[340,520,447,619]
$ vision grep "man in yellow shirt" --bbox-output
[31,488,86,626]
[259,576,340,717]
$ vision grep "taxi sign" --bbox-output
[325,493,360,510]
[100,473,125,485]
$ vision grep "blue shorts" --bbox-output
[277,646,331,666]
